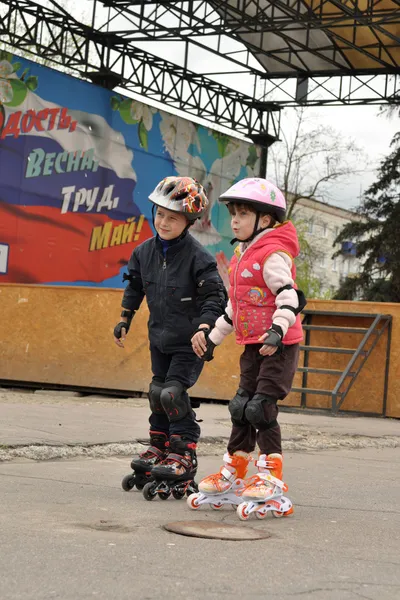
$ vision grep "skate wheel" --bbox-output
[237,502,250,521]
[158,491,171,501]
[284,506,294,517]
[121,474,135,492]
[186,481,198,496]
[135,482,145,491]
[172,489,185,500]
[255,510,267,520]
[187,493,201,510]
[210,503,223,510]
[143,481,157,501]
[272,510,284,518]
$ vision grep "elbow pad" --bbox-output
[197,279,227,309]
[123,272,144,293]
[276,285,307,315]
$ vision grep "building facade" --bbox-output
[291,197,362,296]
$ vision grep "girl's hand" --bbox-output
[258,331,279,356]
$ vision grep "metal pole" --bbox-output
[382,317,392,417]
[259,145,268,178]
[91,0,97,29]
[250,131,278,180]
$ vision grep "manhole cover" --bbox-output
[164,520,271,541]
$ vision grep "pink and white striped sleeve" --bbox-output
[208,300,235,346]
[263,252,299,337]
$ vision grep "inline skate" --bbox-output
[142,435,198,501]
[187,451,252,510]
[236,454,293,520]
[121,431,167,492]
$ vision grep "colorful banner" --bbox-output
[0,52,260,288]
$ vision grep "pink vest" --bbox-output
[229,224,303,346]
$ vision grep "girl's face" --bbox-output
[154,207,188,240]
[228,204,271,241]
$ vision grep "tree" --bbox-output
[268,107,366,219]
[294,219,332,299]
[334,130,400,302]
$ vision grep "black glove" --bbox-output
[262,324,283,354]
[114,321,130,339]
[202,339,216,362]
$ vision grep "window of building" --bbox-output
[318,255,326,268]
[308,220,314,234]
[322,223,328,237]
[332,258,337,272]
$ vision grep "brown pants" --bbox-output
[227,343,299,456]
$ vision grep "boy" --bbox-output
[192,178,306,510]
[114,176,226,490]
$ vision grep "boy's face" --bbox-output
[228,204,271,241]
[154,206,189,240]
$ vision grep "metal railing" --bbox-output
[291,310,392,415]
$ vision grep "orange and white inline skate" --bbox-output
[237,453,293,520]
[187,451,252,510]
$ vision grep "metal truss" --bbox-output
[0,0,399,139]
[0,0,281,138]
[104,0,400,74]
[95,1,400,106]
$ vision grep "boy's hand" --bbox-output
[191,325,210,358]
[114,321,129,348]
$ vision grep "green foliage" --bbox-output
[0,50,13,62]
[334,130,400,302]
[212,131,230,158]
[294,219,332,299]
[246,145,258,170]
[25,75,38,91]
[4,79,28,106]
[110,96,121,111]
[138,120,148,150]
[0,58,37,107]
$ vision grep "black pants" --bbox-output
[149,345,203,442]
[227,343,300,456]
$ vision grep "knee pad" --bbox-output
[160,380,190,422]
[245,394,278,429]
[228,388,252,426]
[148,380,165,415]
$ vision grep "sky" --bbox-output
[276,104,396,211]
[28,0,398,212]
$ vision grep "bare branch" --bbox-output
[270,107,368,220]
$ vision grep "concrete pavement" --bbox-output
[0,449,399,600]
[0,387,399,600]
[1,389,399,452]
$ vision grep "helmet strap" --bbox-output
[175,222,191,241]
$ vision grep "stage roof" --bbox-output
[214,0,400,76]
[0,0,399,136]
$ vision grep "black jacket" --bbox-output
[122,233,227,353]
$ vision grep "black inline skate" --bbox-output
[121,431,167,492]
[142,435,198,501]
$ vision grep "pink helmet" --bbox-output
[219,178,286,223]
